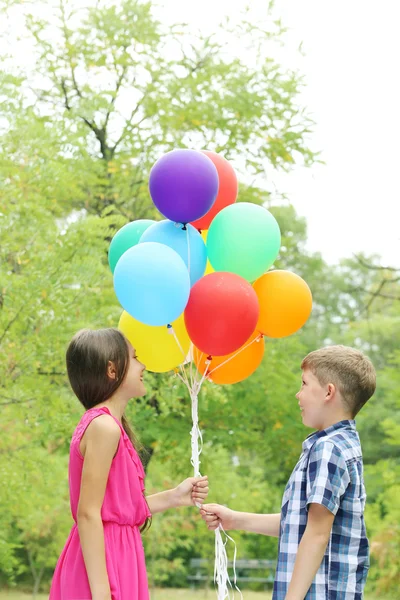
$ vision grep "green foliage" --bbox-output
[1,0,400,596]
[143,447,281,588]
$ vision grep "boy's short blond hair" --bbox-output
[301,345,376,417]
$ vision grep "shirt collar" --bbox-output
[302,419,356,453]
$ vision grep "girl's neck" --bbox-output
[94,395,129,422]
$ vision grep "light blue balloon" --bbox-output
[139,220,207,286]
[114,242,191,326]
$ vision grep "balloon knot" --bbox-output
[182,223,187,230]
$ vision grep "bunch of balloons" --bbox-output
[111,148,312,384]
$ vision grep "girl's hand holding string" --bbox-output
[173,475,209,508]
[146,475,209,514]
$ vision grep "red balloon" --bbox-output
[190,151,238,231]
[184,272,259,356]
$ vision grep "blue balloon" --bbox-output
[139,220,207,286]
[114,242,191,326]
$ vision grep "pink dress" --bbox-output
[49,406,151,600]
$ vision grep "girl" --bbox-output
[49,328,209,600]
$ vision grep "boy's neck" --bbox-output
[317,412,354,431]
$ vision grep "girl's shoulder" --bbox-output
[71,407,121,448]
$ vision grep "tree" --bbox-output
[1,0,317,220]
[0,0,331,591]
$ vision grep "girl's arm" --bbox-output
[147,476,209,514]
[77,415,121,600]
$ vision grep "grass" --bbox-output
[0,592,268,600]
[0,589,395,600]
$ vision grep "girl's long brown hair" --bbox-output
[66,328,151,532]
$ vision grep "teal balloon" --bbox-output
[207,203,281,282]
[108,219,155,273]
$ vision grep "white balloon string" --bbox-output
[185,228,196,390]
[222,527,243,599]
[169,260,243,600]
[189,344,195,389]
[170,326,188,360]
[189,387,202,478]
[186,224,191,279]
[178,369,241,600]
[214,526,231,599]
[208,334,262,377]
[176,369,190,389]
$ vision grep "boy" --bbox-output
[201,345,376,600]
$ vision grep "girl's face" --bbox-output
[120,344,146,398]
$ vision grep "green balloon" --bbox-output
[207,203,281,282]
[108,219,155,273]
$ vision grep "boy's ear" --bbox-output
[326,383,336,400]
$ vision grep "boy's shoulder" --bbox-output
[310,427,362,464]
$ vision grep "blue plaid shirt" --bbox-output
[273,420,369,600]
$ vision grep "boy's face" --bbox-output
[296,369,327,431]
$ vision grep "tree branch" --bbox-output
[0,306,24,344]
[0,396,35,407]
[111,102,146,154]
[60,78,71,110]
[348,286,400,303]
[104,50,129,135]
[60,0,83,100]
[37,371,65,376]
[353,254,400,273]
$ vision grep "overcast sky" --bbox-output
[157,0,400,266]
[2,0,399,266]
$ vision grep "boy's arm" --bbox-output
[234,511,281,536]
[285,503,334,600]
[201,503,281,537]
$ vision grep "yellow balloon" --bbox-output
[119,311,190,373]
[201,229,214,275]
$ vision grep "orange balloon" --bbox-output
[200,230,214,275]
[253,270,312,338]
[194,331,265,385]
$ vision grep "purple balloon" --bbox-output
[149,149,219,224]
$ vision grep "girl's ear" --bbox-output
[107,360,117,380]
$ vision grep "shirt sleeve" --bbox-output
[306,439,350,515]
